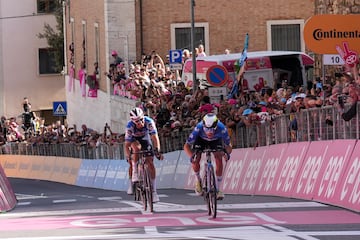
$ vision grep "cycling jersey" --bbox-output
[186,120,231,146]
[125,116,157,144]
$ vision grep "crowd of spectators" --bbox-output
[1,46,359,149]
[105,48,360,145]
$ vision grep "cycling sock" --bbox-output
[217,176,222,189]
[195,171,201,182]
[132,162,137,174]
[151,178,157,192]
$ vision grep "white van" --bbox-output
[182,51,314,92]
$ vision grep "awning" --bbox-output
[301,54,314,66]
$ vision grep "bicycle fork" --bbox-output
[203,162,216,195]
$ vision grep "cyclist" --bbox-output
[183,113,232,200]
[124,107,163,202]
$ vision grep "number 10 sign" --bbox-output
[323,54,345,65]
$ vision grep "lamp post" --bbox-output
[190,0,197,91]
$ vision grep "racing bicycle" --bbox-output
[193,146,225,218]
[131,149,155,212]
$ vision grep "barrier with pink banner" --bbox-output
[222,140,360,212]
[2,139,360,213]
[0,163,17,212]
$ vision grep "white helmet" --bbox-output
[130,107,144,121]
[202,113,218,129]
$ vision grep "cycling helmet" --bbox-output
[202,113,218,129]
[130,107,144,121]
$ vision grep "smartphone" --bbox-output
[338,95,344,108]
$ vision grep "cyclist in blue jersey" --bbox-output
[183,113,232,200]
[124,107,163,202]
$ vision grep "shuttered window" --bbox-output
[267,20,305,52]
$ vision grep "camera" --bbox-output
[335,72,342,78]
[338,94,347,108]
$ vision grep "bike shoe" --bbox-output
[195,180,203,196]
[217,191,224,200]
[127,183,134,195]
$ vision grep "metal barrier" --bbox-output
[1,104,358,159]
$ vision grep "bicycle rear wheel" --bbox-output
[144,165,154,212]
[134,181,141,201]
[207,165,217,218]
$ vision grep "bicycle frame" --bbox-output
[195,147,223,218]
[131,149,154,212]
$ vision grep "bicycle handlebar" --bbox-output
[130,149,154,155]
[191,146,230,162]
[130,148,163,160]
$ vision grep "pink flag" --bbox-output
[78,69,86,97]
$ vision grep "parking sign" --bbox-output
[169,49,183,64]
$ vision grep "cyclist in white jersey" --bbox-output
[124,107,163,202]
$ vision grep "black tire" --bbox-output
[203,172,211,216]
[137,168,147,210]
[134,182,141,201]
[144,165,154,212]
[208,165,217,218]
[139,174,147,211]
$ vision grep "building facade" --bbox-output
[0,0,64,120]
[65,0,316,133]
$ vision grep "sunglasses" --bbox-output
[204,126,217,133]
[133,118,144,124]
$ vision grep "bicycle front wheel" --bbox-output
[144,165,154,212]
[207,164,217,218]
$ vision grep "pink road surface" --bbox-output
[1,210,360,231]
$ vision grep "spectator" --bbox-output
[197,44,206,57]
[81,124,94,138]
[182,49,191,63]
[111,50,123,65]
[340,83,359,121]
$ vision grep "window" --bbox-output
[171,23,209,53]
[267,20,305,52]
[39,48,58,74]
[69,18,75,66]
[82,20,87,67]
[94,23,100,64]
[37,0,57,14]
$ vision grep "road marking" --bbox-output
[76,195,95,199]
[1,201,327,219]
[144,226,158,234]
[97,196,123,201]
[16,194,47,200]
[53,199,77,204]
[17,201,31,206]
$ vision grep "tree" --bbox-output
[37,0,64,73]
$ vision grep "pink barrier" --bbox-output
[222,139,360,212]
[222,148,249,194]
[0,163,17,212]
[255,142,309,197]
[311,140,355,204]
[237,146,267,195]
[334,140,360,211]
[255,143,289,195]
[291,141,334,200]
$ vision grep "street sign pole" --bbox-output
[190,0,197,91]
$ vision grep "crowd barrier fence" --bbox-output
[1,103,360,212]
